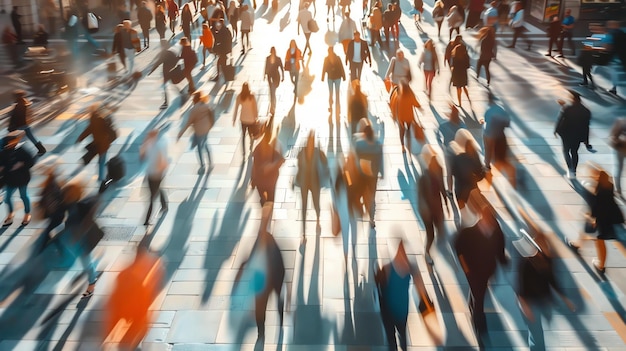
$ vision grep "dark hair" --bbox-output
[240,82,252,100]
[363,125,374,140]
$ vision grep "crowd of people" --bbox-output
[1,0,626,349]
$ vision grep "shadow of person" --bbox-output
[279,8,291,31]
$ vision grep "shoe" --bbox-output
[568,241,580,255]
[506,45,515,48]
[160,103,168,110]
[592,259,605,275]
[21,214,31,226]
[545,53,552,56]
[425,253,434,265]
[579,82,589,87]
[2,215,13,227]
[369,220,376,228]
[81,289,94,299]
[609,88,617,95]
[556,54,564,58]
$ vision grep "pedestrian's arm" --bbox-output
[77,125,91,143]
[321,58,327,81]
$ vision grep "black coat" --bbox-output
[555,102,591,144]
[346,40,371,64]
[0,146,34,187]
[9,100,30,131]
[138,6,153,28]
[212,26,232,56]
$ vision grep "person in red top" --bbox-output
[284,39,303,99]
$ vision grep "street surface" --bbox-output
[1,0,626,350]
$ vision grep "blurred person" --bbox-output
[545,15,561,57]
[446,5,463,41]
[338,10,358,53]
[412,0,424,23]
[179,37,198,93]
[227,0,239,39]
[321,46,346,114]
[605,20,626,96]
[41,0,59,36]
[346,31,371,81]
[554,90,591,179]
[252,130,285,206]
[167,0,179,35]
[239,5,253,54]
[234,203,285,339]
[104,245,163,348]
[450,129,484,209]
[578,44,595,88]
[32,24,49,48]
[418,145,449,265]
[476,26,496,85]
[419,39,439,99]
[76,103,118,181]
[466,0,483,28]
[37,159,67,245]
[140,129,169,226]
[382,3,394,45]
[148,39,180,109]
[444,35,465,67]
[2,26,19,68]
[354,121,383,228]
[368,3,383,47]
[454,194,507,342]
[481,93,516,187]
[211,19,232,81]
[347,80,368,134]
[327,0,336,23]
[389,2,401,41]
[181,3,193,42]
[112,24,127,71]
[569,167,624,275]
[432,0,445,38]
[121,20,141,74]
[233,82,259,158]
[0,130,34,227]
[284,39,303,97]
[390,80,421,153]
[200,22,214,67]
[437,104,466,194]
[264,47,284,116]
[11,6,24,44]
[557,9,575,57]
[178,91,215,171]
[482,1,499,29]
[339,0,349,16]
[297,2,314,56]
[385,49,411,87]
[63,12,79,57]
[155,4,167,39]
[138,1,153,48]
[9,90,47,155]
[609,118,626,196]
[294,131,329,243]
[451,43,471,107]
[507,1,532,50]
[375,240,434,350]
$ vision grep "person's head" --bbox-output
[115,23,124,33]
[565,8,571,16]
[270,46,277,56]
[181,37,191,46]
[240,81,251,99]
[387,3,393,10]
[490,1,496,7]
[345,9,350,16]
[157,4,165,13]
[62,179,84,205]
[363,124,374,140]
[37,24,45,32]
[396,48,404,60]
[142,0,147,6]
[452,43,467,59]
[289,39,297,49]
[4,130,23,149]
[13,89,27,103]
[202,22,209,31]
[455,129,480,154]
[454,35,462,45]
[192,91,208,104]
[354,31,361,41]
[123,19,132,30]
[304,2,310,8]
[434,0,444,8]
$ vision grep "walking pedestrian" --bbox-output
[41,0,59,36]
[294,131,329,243]
[466,0,484,28]
[347,80,368,134]
[554,90,591,179]
[148,40,179,109]
[33,25,49,48]
[609,118,626,197]
[200,22,214,67]
[353,122,384,228]
[138,1,153,48]
[476,26,496,85]
[180,37,198,93]
[375,240,434,351]
[390,80,421,153]
[455,195,507,344]
[389,2,401,42]
[37,160,66,245]
[140,129,169,226]
[578,43,595,88]
[112,24,127,71]
[297,2,314,56]
[569,167,624,275]
[557,8,575,57]
[444,34,464,67]
[167,0,179,35]
[0,130,34,227]
[438,104,466,194]
[385,48,411,87]
[432,0,445,38]
[605,20,626,96]
[418,145,449,265]
[264,47,284,116]
[450,43,471,107]
[239,5,253,54]
[545,15,561,56]
[338,10,358,53]
[8,90,47,156]
[507,1,532,50]
[368,3,383,47]
[76,103,118,181]
[450,129,484,209]
[419,39,439,99]
[63,12,79,58]
[252,131,285,206]
[284,39,303,97]
[178,91,215,171]
[481,92,516,186]
[382,3,394,45]
[322,46,346,114]
[181,3,193,42]
[446,5,463,41]
[155,5,167,39]
[326,0,336,23]
[346,31,371,81]
[233,82,259,158]
[482,1,499,29]
[121,20,141,74]
[211,19,232,81]
[10,6,24,44]
[227,0,239,39]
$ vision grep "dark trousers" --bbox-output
[13,23,22,42]
[380,304,408,350]
[562,140,581,172]
[582,63,593,85]
[511,26,530,47]
[145,176,167,223]
[141,25,150,46]
[476,58,492,84]
[558,30,574,55]
[370,29,382,47]
[547,35,559,54]
[350,61,364,81]
[468,273,490,336]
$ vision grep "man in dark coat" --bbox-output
[211,19,232,81]
[149,40,180,109]
[0,130,35,227]
[345,31,371,81]
[554,90,591,179]
[9,90,46,155]
[10,6,24,44]
[137,1,153,48]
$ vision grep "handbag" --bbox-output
[223,62,235,81]
[584,215,597,233]
[308,18,319,33]
[384,78,392,93]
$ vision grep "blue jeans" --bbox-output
[18,126,40,146]
[327,78,341,107]
[80,26,102,50]
[5,185,30,214]
[58,232,98,284]
[194,134,212,167]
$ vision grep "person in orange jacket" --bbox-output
[200,22,214,67]
[390,79,421,153]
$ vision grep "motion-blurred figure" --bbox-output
[9,90,47,155]
[353,120,383,228]
[450,129,484,210]
[481,92,516,187]
[554,90,591,179]
[178,91,215,172]
[347,80,368,134]
[252,129,284,207]
[140,129,169,226]
[375,240,434,350]
[609,118,626,196]
[148,40,180,109]
[0,130,35,227]
[76,103,118,181]
[437,104,466,195]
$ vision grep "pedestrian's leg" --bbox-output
[615,152,624,194]
[567,31,575,54]
[456,87,462,106]
[327,79,334,110]
[424,217,435,260]
[350,63,357,81]
[17,185,30,214]
[380,305,398,349]
[196,136,206,167]
[570,142,580,172]
[4,186,16,217]
[510,28,519,47]
[595,239,607,269]
[301,187,309,235]
[269,81,277,114]
[469,277,489,336]
[484,61,491,84]
[80,251,98,286]
[255,292,270,337]
[334,79,341,111]
[312,188,321,225]
[240,124,247,156]
[98,152,107,181]
[396,317,408,351]
[483,136,493,167]
[398,123,406,150]
[557,32,564,54]
[145,177,159,224]
[609,60,619,92]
